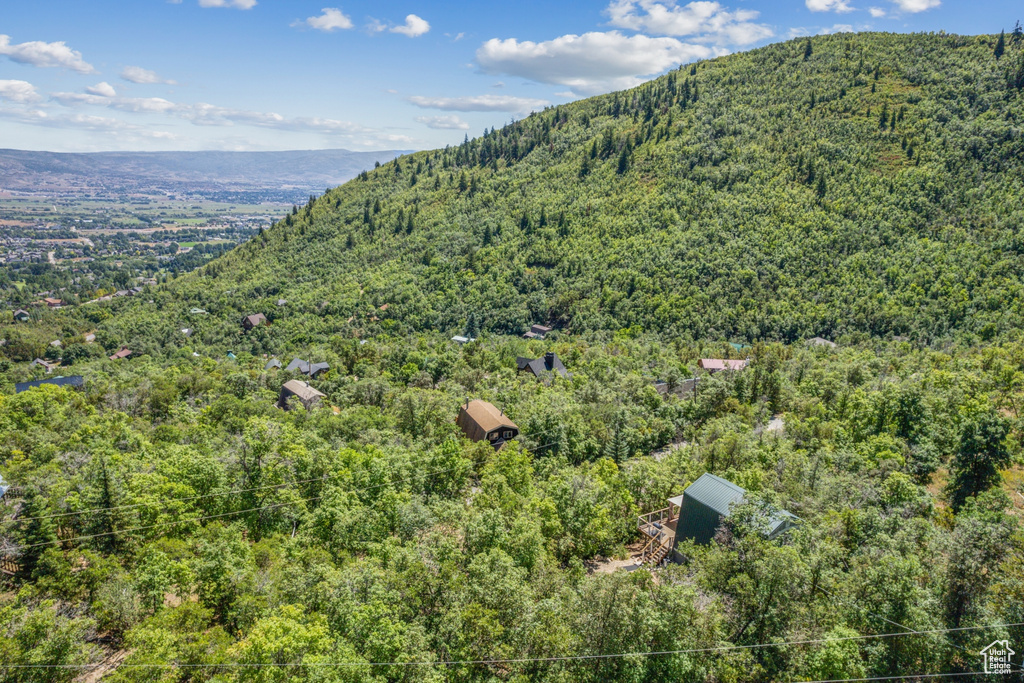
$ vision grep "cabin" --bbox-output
[523,324,552,340]
[242,313,267,331]
[278,380,326,411]
[654,377,699,399]
[30,358,59,373]
[806,336,837,349]
[12,309,29,323]
[451,335,475,345]
[517,352,571,379]
[277,299,287,307]
[457,399,519,449]
[190,307,208,315]
[15,375,85,394]
[698,358,748,373]
[109,347,132,361]
[285,358,330,377]
[264,358,282,371]
[43,297,63,308]
[181,328,193,337]
[637,473,797,565]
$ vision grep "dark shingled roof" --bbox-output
[516,352,570,379]
[285,358,330,377]
[15,375,85,393]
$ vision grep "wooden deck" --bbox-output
[637,507,679,566]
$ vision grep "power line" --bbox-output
[817,585,1024,675]
[11,429,561,525]
[6,464,467,551]
[9,471,355,524]
[2,622,1018,670]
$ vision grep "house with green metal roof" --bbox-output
[638,473,797,566]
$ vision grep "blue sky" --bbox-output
[0,0,1018,152]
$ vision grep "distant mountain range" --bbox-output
[0,148,411,202]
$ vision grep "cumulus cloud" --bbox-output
[0,79,41,103]
[300,8,354,32]
[0,34,95,73]
[408,94,550,114]
[868,6,886,16]
[198,0,257,8]
[805,0,854,12]
[86,82,117,97]
[890,0,939,11]
[121,66,176,85]
[477,31,714,95]
[789,23,855,37]
[391,14,431,37]
[605,1,772,45]
[415,115,470,130]
[52,91,178,113]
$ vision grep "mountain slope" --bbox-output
[0,148,408,200]
[99,32,1024,355]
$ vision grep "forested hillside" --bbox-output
[76,30,1024,358]
[1,31,1023,683]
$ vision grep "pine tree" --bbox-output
[804,39,813,60]
[816,174,827,199]
[17,487,56,581]
[617,148,630,174]
[995,30,1005,60]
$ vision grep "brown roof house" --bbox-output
[523,324,552,340]
[109,347,132,361]
[457,399,519,449]
[44,297,63,308]
[30,358,60,373]
[517,352,571,379]
[278,380,326,411]
[242,313,267,331]
[698,359,748,373]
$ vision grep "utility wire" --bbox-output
[817,585,1024,675]
[2,623,1019,670]
[7,464,468,551]
[10,470,356,524]
[10,430,560,524]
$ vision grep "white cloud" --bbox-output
[391,14,431,37]
[890,0,939,11]
[868,6,886,16]
[86,82,117,97]
[52,91,179,113]
[805,0,854,12]
[198,0,257,8]
[415,115,470,130]
[0,34,95,73]
[301,8,353,32]
[789,23,855,37]
[408,94,550,114]
[605,1,772,45]
[0,80,41,103]
[477,31,714,95]
[121,66,176,85]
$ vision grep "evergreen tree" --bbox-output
[995,30,1005,60]
[946,410,1011,511]
[617,147,630,174]
[16,487,56,581]
[804,39,813,60]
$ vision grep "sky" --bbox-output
[0,0,1019,153]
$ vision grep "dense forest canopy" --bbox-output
[46,30,1024,359]
[0,30,1023,683]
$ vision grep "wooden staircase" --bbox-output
[638,506,675,567]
